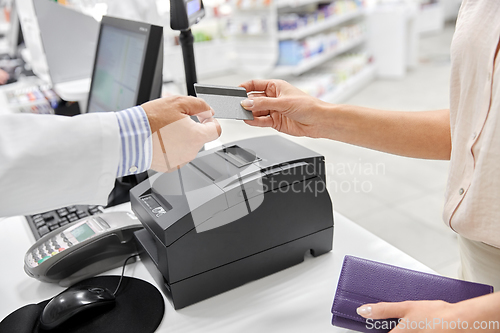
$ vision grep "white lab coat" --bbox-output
[0,112,120,217]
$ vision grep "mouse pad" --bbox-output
[0,276,164,333]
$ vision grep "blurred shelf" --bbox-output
[273,36,365,76]
[278,9,364,40]
[320,63,376,103]
[276,0,322,9]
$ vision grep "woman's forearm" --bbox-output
[319,104,451,160]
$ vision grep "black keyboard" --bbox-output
[26,205,104,240]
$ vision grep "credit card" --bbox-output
[194,83,254,120]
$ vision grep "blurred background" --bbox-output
[0,0,461,276]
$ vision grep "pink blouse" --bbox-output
[443,0,500,248]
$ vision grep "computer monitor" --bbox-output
[7,2,24,58]
[86,16,163,114]
[86,16,164,206]
[33,0,99,85]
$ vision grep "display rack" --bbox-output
[320,63,375,103]
[230,0,370,82]
[277,8,364,40]
[272,36,365,76]
[276,0,322,9]
[164,0,373,101]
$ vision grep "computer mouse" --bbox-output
[39,286,116,330]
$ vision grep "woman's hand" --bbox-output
[357,294,500,333]
[0,69,9,85]
[357,300,457,332]
[239,79,332,138]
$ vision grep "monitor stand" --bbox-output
[53,78,91,112]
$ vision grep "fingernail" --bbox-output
[356,306,372,317]
[241,99,254,108]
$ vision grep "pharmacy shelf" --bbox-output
[272,36,365,76]
[320,63,376,103]
[278,9,365,40]
[276,0,322,9]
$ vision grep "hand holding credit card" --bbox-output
[194,83,254,120]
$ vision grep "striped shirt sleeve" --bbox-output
[114,106,152,177]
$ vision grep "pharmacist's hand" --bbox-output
[0,68,9,85]
[239,79,330,138]
[356,300,458,332]
[142,96,221,173]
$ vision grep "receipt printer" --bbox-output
[131,135,334,309]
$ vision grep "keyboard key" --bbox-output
[57,210,69,218]
[69,217,78,222]
[35,220,46,228]
[38,226,50,237]
[89,206,103,215]
[46,220,59,227]
[68,206,77,213]
[67,213,77,219]
[49,225,59,231]
[42,213,54,221]
[33,217,44,223]
[77,212,88,218]
[60,221,69,227]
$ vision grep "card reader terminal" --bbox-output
[24,212,142,287]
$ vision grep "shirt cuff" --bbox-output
[115,106,152,177]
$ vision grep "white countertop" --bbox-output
[0,207,433,332]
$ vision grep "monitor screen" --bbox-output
[186,0,202,17]
[7,3,22,58]
[87,25,147,113]
[84,16,163,207]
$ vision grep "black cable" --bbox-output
[112,254,139,296]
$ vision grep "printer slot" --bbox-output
[215,145,261,168]
[190,157,222,181]
[140,195,172,218]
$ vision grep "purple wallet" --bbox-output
[331,256,494,333]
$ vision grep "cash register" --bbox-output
[131,135,334,309]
